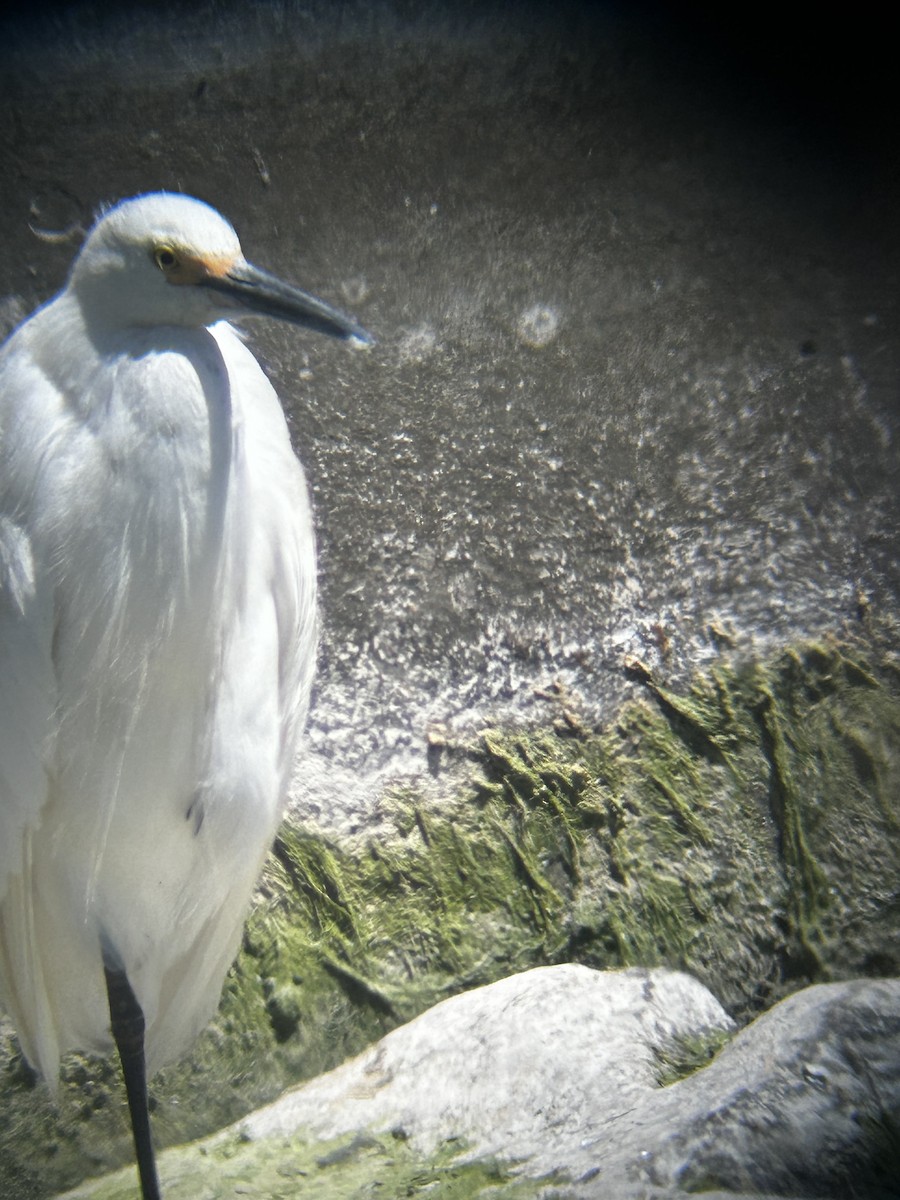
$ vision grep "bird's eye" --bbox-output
[153,246,178,271]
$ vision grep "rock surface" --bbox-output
[237,965,900,1198]
[238,963,735,1174]
[569,975,900,1198]
[54,965,900,1199]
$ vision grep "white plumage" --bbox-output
[0,193,366,1193]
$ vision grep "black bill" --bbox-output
[203,261,372,344]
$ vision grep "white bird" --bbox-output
[0,192,370,1199]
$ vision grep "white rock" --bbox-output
[237,963,734,1175]
[233,966,900,1198]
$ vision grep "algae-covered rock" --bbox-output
[2,635,899,1198]
[221,971,900,1200]
[52,1130,545,1200]
[236,963,735,1173]
[50,967,900,1200]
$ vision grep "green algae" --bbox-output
[652,1026,733,1087]
[3,632,899,1199]
[224,631,900,1075]
[53,1131,550,1200]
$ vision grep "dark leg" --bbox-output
[104,964,162,1200]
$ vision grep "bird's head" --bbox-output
[69,192,371,343]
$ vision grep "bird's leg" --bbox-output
[104,964,162,1200]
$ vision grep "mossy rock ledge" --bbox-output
[2,629,898,1199]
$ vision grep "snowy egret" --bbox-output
[0,192,370,1199]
